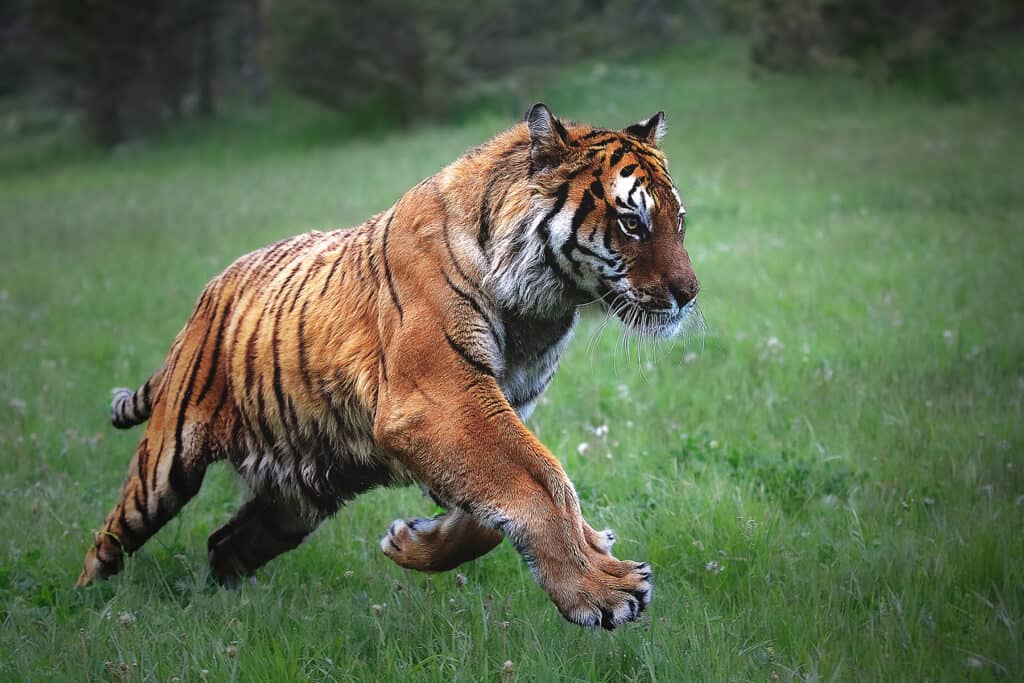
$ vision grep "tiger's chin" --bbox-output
[620,299,696,339]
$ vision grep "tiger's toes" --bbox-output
[556,560,653,630]
[380,518,436,571]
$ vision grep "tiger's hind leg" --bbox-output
[381,508,504,572]
[76,429,216,586]
[207,495,318,585]
[380,508,617,573]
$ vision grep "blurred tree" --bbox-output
[24,0,230,145]
[0,0,30,96]
[265,0,693,124]
[239,0,266,106]
[751,0,1024,93]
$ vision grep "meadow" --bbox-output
[1,42,1022,681]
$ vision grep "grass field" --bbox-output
[1,42,1022,681]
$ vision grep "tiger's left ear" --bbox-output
[623,111,667,146]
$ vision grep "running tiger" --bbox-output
[78,104,700,630]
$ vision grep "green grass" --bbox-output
[2,41,1022,681]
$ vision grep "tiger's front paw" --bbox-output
[553,558,653,630]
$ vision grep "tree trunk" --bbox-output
[198,13,216,117]
[241,0,265,106]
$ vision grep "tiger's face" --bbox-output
[526,104,699,338]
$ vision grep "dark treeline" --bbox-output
[0,0,1019,147]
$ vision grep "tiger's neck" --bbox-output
[428,127,578,320]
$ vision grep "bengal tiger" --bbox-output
[78,103,700,630]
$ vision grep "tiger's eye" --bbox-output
[624,217,639,231]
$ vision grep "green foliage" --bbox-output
[265,0,688,123]
[1,40,1022,680]
[23,0,227,145]
[751,0,1024,98]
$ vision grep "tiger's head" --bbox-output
[496,103,699,338]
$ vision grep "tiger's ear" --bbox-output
[525,102,571,169]
[623,111,667,146]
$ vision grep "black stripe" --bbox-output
[320,255,344,296]
[441,213,479,289]
[116,505,144,548]
[552,117,570,144]
[212,378,231,420]
[619,164,638,177]
[131,389,142,420]
[269,257,306,432]
[254,375,278,450]
[297,298,350,434]
[544,244,580,294]
[244,312,264,398]
[167,302,218,497]
[537,183,570,240]
[444,332,495,377]
[444,272,501,349]
[288,259,318,314]
[251,241,298,290]
[609,145,626,167]
[478,173,503,251]
[484,405,510,420]
[263,257,311,465]
[196,296,233,405]
[627,177,642,204]
[380,214,404,321]
[132,481,152,529]
[187,287,212,324]
[603,206,617,251]
[136,440,150,507]
[561,190,597,274]
[150,320,208,494]
[168,445,203,499]
[318,230,352,297]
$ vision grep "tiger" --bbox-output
[77,103,699,630]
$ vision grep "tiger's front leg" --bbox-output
[376,336,652,629]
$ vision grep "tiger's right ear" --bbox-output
[525,103,570,169]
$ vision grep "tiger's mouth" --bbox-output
[615,298,696,338]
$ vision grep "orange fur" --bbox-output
[78,104,698,630]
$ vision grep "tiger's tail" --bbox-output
[110,366,165,429]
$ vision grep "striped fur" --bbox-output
[78,104,698,630]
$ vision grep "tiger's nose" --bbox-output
[667,278,699,308]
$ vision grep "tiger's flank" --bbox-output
[77,103,699,630]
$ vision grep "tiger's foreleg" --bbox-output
[376,351,652,630]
